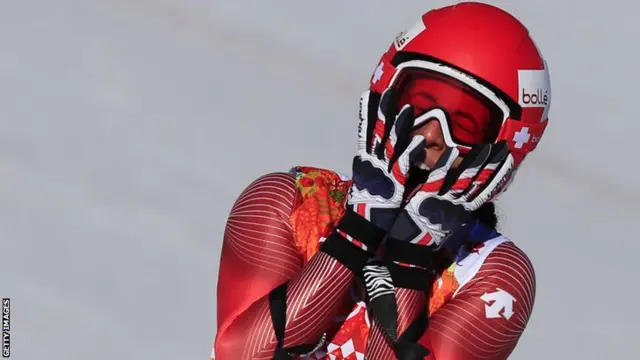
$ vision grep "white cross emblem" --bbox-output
[372,62,384,83]
[513,127,531,149]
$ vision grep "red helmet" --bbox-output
[369,2,550,174]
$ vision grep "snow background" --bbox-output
[1,0,637,359]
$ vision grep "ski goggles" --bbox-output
[388,60,512,154]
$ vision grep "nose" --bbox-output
[414,119,445,150]
[412,119,448,169]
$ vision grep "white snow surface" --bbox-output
[1,0,638,359]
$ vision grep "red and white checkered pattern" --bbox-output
[304,300,369,360]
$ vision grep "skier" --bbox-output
[211,2,549,359]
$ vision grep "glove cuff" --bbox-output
[319,232,371,276]
[319,209,386,276]
[384,240,434,268]
[383,240,436,291]
[335,208,386,252]
[386,262,432,291]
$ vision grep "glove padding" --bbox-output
[321,88,428,271]
[345,88,427,232]
[389,140,514,249]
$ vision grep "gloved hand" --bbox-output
[346,88,427,232]
[335,88,427,246]
[363,140,515,359]
[389,141,514,251]
[319,87,427,274]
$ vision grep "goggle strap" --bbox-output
[498,118,548,153]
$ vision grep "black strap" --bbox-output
[387,262,432,291]
[336,209,385,252]
[363,259,433,360]
[399,309,429,342]
[268,282,323,359]
[269,282,289,359]
[320,231,371,275]
[395,309,431,359]
[384,239,435,268]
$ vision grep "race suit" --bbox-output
[211,166,536,360]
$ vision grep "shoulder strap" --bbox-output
[268,282,323,359]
